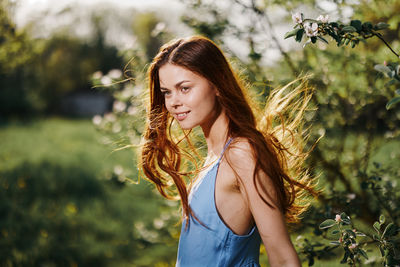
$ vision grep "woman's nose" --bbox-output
[169,93,182,108]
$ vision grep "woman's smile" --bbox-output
[175,111,190,121]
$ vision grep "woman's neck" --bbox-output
[201,109,230,158]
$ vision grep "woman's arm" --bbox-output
[226,139,301,267]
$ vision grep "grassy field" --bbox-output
[0,117,135,173]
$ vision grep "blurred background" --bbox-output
[1,0,399,266]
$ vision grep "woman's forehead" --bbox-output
[159,64,201,87]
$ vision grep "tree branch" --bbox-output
[373,32,400,59]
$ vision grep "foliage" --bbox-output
[0,1,41,116]
[285,12,400,110]
[281,3,400,267]
[285,13,392,51]
[319,213,399,266]
[0,3,124,117]
[374,62,400,110]
[132,12,171,61]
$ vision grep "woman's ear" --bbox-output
[213,84,220,97]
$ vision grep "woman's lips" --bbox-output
[176,111,190,121]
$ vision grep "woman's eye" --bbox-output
[181,87,190,92]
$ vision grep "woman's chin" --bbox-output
[180,125,194,130]
[177,121,196,130]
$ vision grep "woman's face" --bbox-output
[159,63,219,130]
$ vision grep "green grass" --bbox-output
[0,117,135,174]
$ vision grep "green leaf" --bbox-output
[379,215,386,224]
[373,221,381,233]
[284,28,300,39]
[329,22,339,28]
[374,22,390,30]
[331,230,340,235]
[308,257,314,266]
[362,21,373,30]
[359,249,369,260]
[311,242,324,248]
[342,25,357,32]
[350,20,362,31]
[341,250,350,264]
[340,213,351,225]
[382,223,397,238]
[355,231,366,237]
[320,219,336,229]
[379,245,385,257]
[345,229,356,237]
[385,79,398,87]
[386,96,400,110]
[317,36,329,44]
[396,89,400,95]
[311,36,317,44]
[374,64,392,75]
[387,254,398,266]
[295,29,304,42]
[330,241,341,245]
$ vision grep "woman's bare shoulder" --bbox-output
[225,137,256,170]
[227,138,278,204]
[226,137,274,191]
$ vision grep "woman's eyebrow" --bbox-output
[160,80,190,90]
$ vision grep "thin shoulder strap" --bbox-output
[218,137,233,162]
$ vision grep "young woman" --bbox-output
[140,36,315,267]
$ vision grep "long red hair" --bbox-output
[140,35,316,224]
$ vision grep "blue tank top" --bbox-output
[176,138,261,267]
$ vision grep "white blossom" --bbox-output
[92,71,103,80]
[121,85,135,98]
[304,22,318,37]
[114,165,124,175]
[127,106,138,115]
[153,218,164,229]
[92,115,102,125]
[113,100,127,112]
[346,193,356,200]
[112,123,122,133]
[151,22,166,37]
[108,69,122,79]
[291,12,303,24]
[100,76,112,85]
[104,112,116,122]
[132,85,142,97]
[317,14,329,23]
